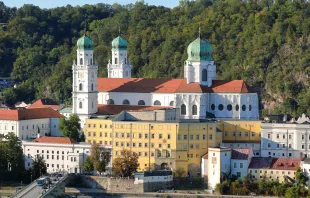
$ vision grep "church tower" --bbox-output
[72,35,98,126]
[107,36,132,78]
[184,36,216,87]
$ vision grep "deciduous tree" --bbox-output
[90,144,111,175]
[112,149,139,177]
[58,114,80,141]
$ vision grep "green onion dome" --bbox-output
[187,37,213,61]
[77,35,94,50]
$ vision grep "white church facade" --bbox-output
[72,33,259,125]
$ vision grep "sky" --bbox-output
[1,0,179,9]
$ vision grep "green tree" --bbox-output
[31,155,47,179]
[83,156,94,172]
[175,167,185,177]
[58,114,80,141]
[112,149,139,177]
[284,186,298,198]
[90,144,111,175]
[2,88,17,107]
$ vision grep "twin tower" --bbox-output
[72,34,217,125]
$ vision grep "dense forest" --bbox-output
[0,0,309,116]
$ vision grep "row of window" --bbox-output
[249,169,295,175]
[114,142,171,149]
[210,104,252,112]
[177,134,211,140]
[268,133,310,141]
[79,83,94,91]
[79,57,93,65]
[224,131,260,137]
[87,124,112,129]
[114,150,170,158]
[267,152,293,157]
[87,132,172,139]
[107,99,174,107]
[180,104,197,115]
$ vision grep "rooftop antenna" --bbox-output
[199,23,201,38]
[119,26,121,36]
[84,17,87,36]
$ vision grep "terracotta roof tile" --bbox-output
[97,78,251,93]
[97,105,170,115]
[0,107,64,121]
[231,148,251,160]
[30,99,61,110]
[202,153,208,159]
[32,136,76,144]
[249,157,300,170]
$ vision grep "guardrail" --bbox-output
[12,181,37,198]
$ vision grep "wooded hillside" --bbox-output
[0,0,309,116]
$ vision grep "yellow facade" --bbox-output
[84,119,222,176]
[248,168,296,182]
[220,120,261,143]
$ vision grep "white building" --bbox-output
[0,107,63,140]
[202,147,253,189]
[71,33,259,127]
[207,147,231,190]
[302,158,310,185]
[261,114,310,158]
[22,136,112,174]
[134,170,173,184]
[231,148,253,179]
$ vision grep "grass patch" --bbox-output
[0,192,13,196]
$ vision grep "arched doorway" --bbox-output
[161,163,169,170]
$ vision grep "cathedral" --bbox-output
[72,33,259,125]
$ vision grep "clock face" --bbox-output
[78,72,84,79]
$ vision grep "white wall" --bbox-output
[261,123,310,158]
[134,175,173,184]
[22,141,112,174]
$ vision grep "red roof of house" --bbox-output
[97,104,170,115]
[202,153,208,159]
[97,78,251,93]
[0,107,64,121]
[249,157,300,170]
[231,148,252,160]
[29,99,61,111]
[271,158,300,170]
[32,136,76,144]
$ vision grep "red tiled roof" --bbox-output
[231,148,251,160]
[249,157,301,170]
[271,158,300,170]
[97,78,251,93]
[202,153,208,159]
[32,136,76,144]
[0,107,64,121]
[97,104,170,115]
[29,99,61,111]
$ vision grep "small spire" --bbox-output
[119,26,121,35]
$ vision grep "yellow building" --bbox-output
[220,120,262,156]
[84,109,222,176]
[248,157,300,182]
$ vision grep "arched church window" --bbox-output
[235,105,239,111]
[91,84,94,91]
[211,104,215,110]
[123,99,130,105]
[154,100,161,106]
[138,100,145,106]
[90,58,93,65]
[125,58,127,64]
[192,105,197,115]
[242,105,246,111]
[79,83,83,91]
[227,104,232,111]
[115,58,118,64]
[181,104,186,115]
[80,58,83,65]
[169,101,174,106]
[79,102,82,109]
[249,105,252,111]
[218,104,224,111]
[202,69,207,81]
[92,101,94,109]
[107,99,114,105]
[126,71,128,77]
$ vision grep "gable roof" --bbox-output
[202,153,208,159]
[231,148,252,160]
[0,107,64,121]
[33,136,76,144]
[97,104,170,115]
[249,157,300,170]
[29,99,61,111]
[97,78,251,94]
